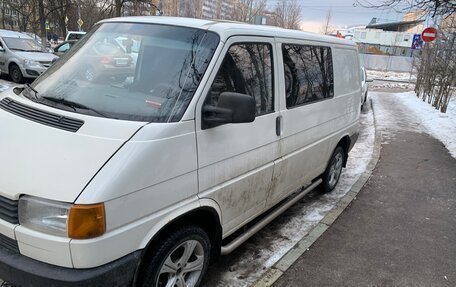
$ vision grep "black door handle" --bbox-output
[276,116,281,136]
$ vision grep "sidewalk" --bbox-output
[273,96,456,286]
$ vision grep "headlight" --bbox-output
[24,59,41,67]
[19,196,105,239]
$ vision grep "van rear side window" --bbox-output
[205,43,274,116]
[282,44,334,108]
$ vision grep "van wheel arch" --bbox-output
[337,135,351,168]
[133,207,222,286]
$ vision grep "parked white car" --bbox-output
[65,31,86,41]
[0,17,361,287]
[0,29,58,83]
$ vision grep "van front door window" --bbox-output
[205,43,274,116]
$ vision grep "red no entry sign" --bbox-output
[421,27,437,42]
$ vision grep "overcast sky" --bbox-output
[267,0,412,32]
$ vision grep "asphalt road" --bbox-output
[274,92,456,286]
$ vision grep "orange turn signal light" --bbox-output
[68,203,106,239]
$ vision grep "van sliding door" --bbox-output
[266,41,335,207]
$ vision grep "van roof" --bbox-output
[99,16,356,47]
[0,29,33,39]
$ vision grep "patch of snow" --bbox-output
[203,104,376,287]
[369,81,414,90]
[367,70,416,82]
[396,92,456,158]
[371,91,456,158]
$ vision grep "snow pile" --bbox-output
[367,70,416,82]
[203,106,376,286]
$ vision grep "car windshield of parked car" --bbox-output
[32,23,219,122]
[3,37,42,52]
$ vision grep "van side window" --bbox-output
[205,43,273,116]
[282,44,334,108]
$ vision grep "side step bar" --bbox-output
[221,179,322,255]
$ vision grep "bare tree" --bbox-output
[159,0,179,16]
[5,0,34,32]
[415,16,455,113]
[320,9,335,35]
[271,0,302,30]
[229,0,267,23]
[179,0,203,18]
[355,0,455,17]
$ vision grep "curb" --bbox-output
[252,98,382,287]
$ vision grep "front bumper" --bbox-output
[22,66,48,78]
[0,245,141,287]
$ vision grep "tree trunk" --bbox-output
[38,0,47,51]
[115,0,122,17]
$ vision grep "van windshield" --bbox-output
[32,23,219,122]
[3,37,42,52]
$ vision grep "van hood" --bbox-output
[0,91,145,203]
[14,51,58,62]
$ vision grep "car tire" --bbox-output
[320,146,345,193]
[138,225,211,287]
[9,64,23,83]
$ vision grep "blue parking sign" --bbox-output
[412,34,423,49]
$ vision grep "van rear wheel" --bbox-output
[320,146,345,193]
[138,225,211,287]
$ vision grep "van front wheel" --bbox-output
[138,226,211,287]
[321,146,345,193]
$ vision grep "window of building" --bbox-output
[205,43,274,116]
[282,44,334,108]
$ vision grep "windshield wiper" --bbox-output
[13,83,39,102]
[41,96,108,118]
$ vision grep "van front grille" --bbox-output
[0,233,19,254]
[0,97,84,132]
[0,196,18,224]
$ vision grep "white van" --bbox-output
[0,17,361,287]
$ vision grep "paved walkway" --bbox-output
[274,92,456,287]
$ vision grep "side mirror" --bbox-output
[202,92,256,129]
